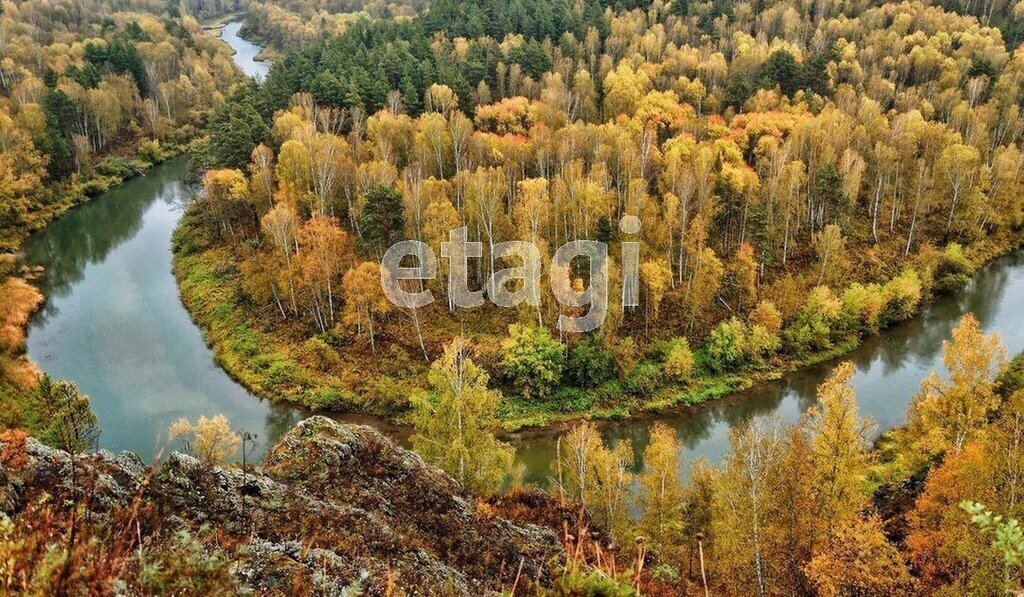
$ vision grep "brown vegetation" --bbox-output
[0,274,44,427]
[0,417,566,594]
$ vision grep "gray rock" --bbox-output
[0,417,563,595]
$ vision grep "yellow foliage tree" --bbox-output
[636,423,685,556]
[168,414,240,466]
[410,338,514,494]
[341,261,393,352]
[911,314,1006,454]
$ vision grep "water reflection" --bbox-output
[22,165,179,317]
[19,154,1024,484]
[22,159,304,461]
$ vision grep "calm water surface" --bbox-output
[22,154,1024,477]
[21,24,1024,483]
[22,160,305,460]
[220,21,269,81]
[513,249,1024,482]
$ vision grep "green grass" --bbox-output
[797,336,861,367]
[174,244,315,405]
[493,371,758,430]
[173,223,774,430]
[170,223,916,431]
[172,225,925,432]
[172,210,423,415]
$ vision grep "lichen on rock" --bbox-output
[0,416,563,594]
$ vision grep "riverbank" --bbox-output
[0,145,183,428]
[171,197,1024,433]
[200,11,245,35]
[0,143,186,254]
[0,270,44,430]
[207,16,278,66]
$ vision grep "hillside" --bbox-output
[0,417,565,594]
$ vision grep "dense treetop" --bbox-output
[192,0,1024,386]
[0,0,243,249]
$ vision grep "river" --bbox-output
[20,22,1024,483]
[512,249,1024,480]
[22,159,306,459]
[219,20,270,81]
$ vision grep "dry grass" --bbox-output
[0,276,43,406]
[0,277,42,354]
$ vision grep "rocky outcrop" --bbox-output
[0,417,563,595]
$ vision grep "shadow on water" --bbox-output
[20,156,1024,481]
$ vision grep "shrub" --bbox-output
[594,379,626,402]
[95,157,132,178]
[995,353,1024,398]
[841,282,885,335]
[611,337,641,379]
[137,138,164,164]
[362,376,412,414]
[747,324,780,364]
[747,300,783,361]
[264,358,298,385]
[168,414,240,465]
[706,318,749,372]
[228,326,260,358]
[170,211,211,256]
[785,286,841,354]
[550,387,595,412]
[306,388,349,410]
[626,361,663,396]
[550,569,636,595]
[297,337,342,373]
[139,527,236,594]
[934,243,974,294]
[0,429,28,470]
[79,176,113,197]
[662,338,695,383]
[881,270,922,325]
[748,300,783,335]
[566,335,616,387]
[501,324,565,399]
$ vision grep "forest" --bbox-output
[172,0,1024,589]
[178,0,1024,430]
[1,0,1024,593]
[0,0,242,251]
[0,0,250,440]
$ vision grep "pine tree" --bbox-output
[37,375,100,454]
